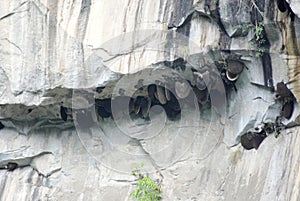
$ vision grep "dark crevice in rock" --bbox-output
[169,1,228,41]
[167,10,194,30]
[0,1,29,21]
[167,0,230,41]
[218,33,232,51]
[0,12,16,21]
[60,106,68,122]
[204,0,227,35]
[0,122,4,130]
[0,151,53,170]
[175,13,192,37]
[0,103,75,134]
[161,58,187,71]
[276,1,300,56]
[261,52,274,89]
[95,98,112,118]
[32,167,61,178]
[96,86,105,94]
[6,162,18,171]
[0,151,61,179]
[110,179,135,184]
[276,0,296,21]
[0,163,30,171]
[204,0,231,50]
[168,0,194,28]
[251,0,264,23]
[277,0,288,13]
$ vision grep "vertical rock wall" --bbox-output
[0,0,300,200]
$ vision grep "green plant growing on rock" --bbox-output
[250,21,267,57]
[274,131,281,138]
[130,163,162,201]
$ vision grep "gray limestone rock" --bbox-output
[0,0,300,200]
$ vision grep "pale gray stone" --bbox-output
[0,0,300,201]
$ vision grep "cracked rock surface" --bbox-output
[0,0,300,200]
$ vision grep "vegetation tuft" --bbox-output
[130,163,162,201]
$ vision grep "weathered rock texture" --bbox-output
[0,0,300,200]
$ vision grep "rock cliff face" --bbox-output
[0,0,300,200]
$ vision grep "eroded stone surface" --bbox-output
[0,120,299,200]
[0,0,300,200]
